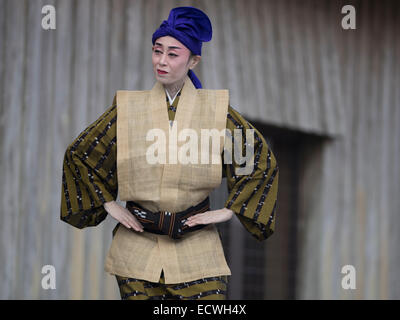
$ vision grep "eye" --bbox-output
[169,53,178,57]
[153,49,162,54]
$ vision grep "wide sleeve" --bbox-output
[223,105,279,241]
[60,97,118,229]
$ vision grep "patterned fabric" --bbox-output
[61,91,279,241]
[125,196,210,239]
[116,270,228,300]
[166,90,181,117]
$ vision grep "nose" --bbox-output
[159,52,167,66]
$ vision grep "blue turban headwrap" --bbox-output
[152,6,212,89]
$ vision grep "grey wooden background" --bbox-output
[0,0,399,299]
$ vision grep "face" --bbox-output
[152,36,200,86]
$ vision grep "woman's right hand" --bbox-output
[104,201,144,232]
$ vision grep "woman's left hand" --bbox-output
[184,208,234,227]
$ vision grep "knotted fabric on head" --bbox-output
[152,6,212,89]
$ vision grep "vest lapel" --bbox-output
[149,80,170,142]
[171,75,196,134]
[155,76,197,210]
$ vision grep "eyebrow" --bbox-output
[154,42,182,50]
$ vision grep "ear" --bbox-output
[189,55,201,70]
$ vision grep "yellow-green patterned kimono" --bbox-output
[60,85,279,299]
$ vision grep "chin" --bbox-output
[155,75,173,85]
[154,73,166,82]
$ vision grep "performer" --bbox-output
[60,6,279,300]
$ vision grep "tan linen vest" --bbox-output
[104,76,232,284]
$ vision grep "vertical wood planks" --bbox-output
[0,0,399,300]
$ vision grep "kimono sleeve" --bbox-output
[223,106,279,241]
[60,98,118,229]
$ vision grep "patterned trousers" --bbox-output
[116,270,229,300]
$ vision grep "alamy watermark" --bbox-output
[341,264,356,290]
[145,123,255,175]
[41,5,56,30]
[41,265,56,290]
[41,4,355,31]
[341,5,356,30]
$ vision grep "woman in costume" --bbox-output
[60,6,279,300]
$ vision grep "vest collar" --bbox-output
[150,76,197,134]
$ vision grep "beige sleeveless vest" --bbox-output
[116,76,228,212]
[104,76,232,283]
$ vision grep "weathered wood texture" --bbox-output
[297,0,400,299]
[0,0,398,299]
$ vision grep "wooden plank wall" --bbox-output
[0,0,398,299]
[297,0,400,299]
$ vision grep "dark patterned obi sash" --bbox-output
[124,197,210,239]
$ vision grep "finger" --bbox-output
[123,216,141,231]
[132,217,144,230]
[126,215,139,228]
[122,213,142,231]
[133,223,144,232]
[185,218,201,227]
[185,221,195,227]
[130,219,144,232]
[126,220,142,232]
[121,220,131,229]
[186,214,200,222]
[128,221,141,232]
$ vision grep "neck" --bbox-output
[164,79,185,98]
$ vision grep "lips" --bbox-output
[157,69,168,75]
